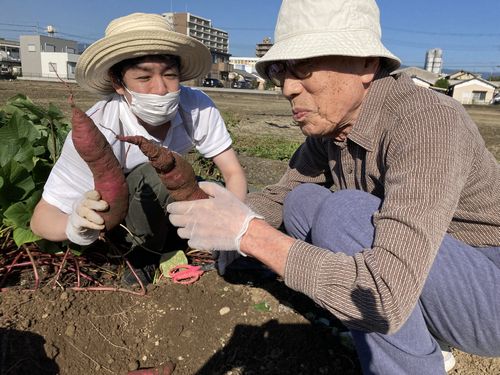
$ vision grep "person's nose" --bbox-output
[281,75,302,100]
[151,77,169,95]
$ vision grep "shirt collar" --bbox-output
[346,69,395,152]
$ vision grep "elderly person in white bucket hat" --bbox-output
[166,0,500,373]
[30,13,247,284]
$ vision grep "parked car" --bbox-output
[231,80,252,89]
[490,93,500,105]
[202,78,224,88]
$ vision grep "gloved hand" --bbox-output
[167,182,263,255]
[65,190,109,246]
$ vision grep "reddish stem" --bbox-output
[0,251,23,288]
[23,246,39,291]
[74,257,81,287]
[51,248,71,288]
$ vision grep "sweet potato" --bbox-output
[117,135,208,201]
[71,104,129,230]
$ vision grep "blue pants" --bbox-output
[283,184,500,375]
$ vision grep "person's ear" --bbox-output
[109,73,125,95]
[360,57,380,85]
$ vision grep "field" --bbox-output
[0,79,499,375]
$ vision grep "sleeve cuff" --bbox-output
[284,240,329,297]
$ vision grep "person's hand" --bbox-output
[65,190,109,245]
[167,182,263,254]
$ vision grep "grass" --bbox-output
[222,110,300,160]
[191,111,300,180]
[233,134,301,160]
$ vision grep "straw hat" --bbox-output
[76,13,212,95]
[255,0,401,80]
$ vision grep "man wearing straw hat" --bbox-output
[166,0,500,373]
[30,13,247,284]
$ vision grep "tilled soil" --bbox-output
[0,79,499,375]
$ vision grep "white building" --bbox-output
[19,34,79,80]
[229,57,259,74]
[425,48,443,74]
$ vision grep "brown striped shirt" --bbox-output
[245,71,500,333]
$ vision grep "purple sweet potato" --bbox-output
[71,105,129,230]
[117,135,208,201]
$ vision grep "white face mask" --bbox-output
[124,87,180,126]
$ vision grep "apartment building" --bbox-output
[163,12,230,85]
[0,38,21,78]
[19,34,78,80]
[229,57,260,74]
[256,37,273,58]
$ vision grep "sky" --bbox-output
[1,0,499,76]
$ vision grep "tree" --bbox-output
[434,78,450,89]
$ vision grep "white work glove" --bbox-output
[167,182,263,255]
[65,190,109,246]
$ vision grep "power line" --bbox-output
[384,26,500,38]
[0,22,37,28]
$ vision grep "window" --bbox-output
[67,62,76,75]
[67,47,75,54]
[472,91,486,102]
[48,62,57,72]
[28,44,36,52]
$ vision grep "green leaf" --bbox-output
[47,103,65,120]
[33,145,46,157]
[4,201,32,228]
[0,161,35,207]
[253,301,271,312]
[46,131,58,163]
[8,94,47,120]
[36,239,65,254]
[25,189,42,212]
[15,112,40,143]
[2,191,41,227]
[0,96,71,251]
[0,111,40,169]
[3,191,42,245]
[13,226,41,246]
[13,139,35,172]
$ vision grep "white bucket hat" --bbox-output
[76,13,212,95]
[255,0,401,80]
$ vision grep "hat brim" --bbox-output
[76,30,212,95]
[255,30,401,80]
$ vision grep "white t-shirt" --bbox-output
[43,85,232,214]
